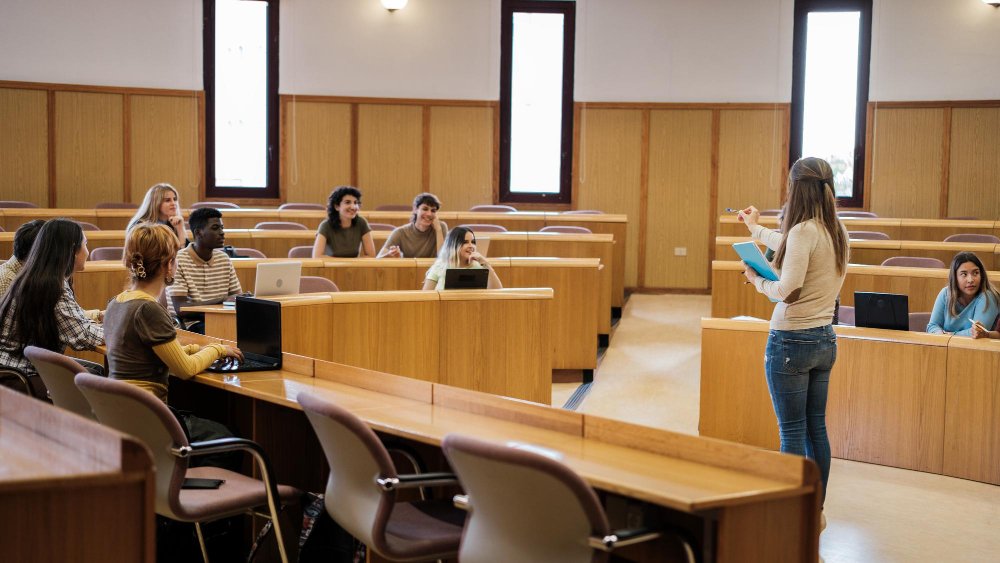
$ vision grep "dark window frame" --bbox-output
[790,0,872,208]
[203,0,280,199]
[499,0,576,205]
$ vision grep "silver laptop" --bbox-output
[254,262,301,297]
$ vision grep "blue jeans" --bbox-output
[765,325,836,503]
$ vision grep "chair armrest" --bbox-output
[588,528,662,551]
[171,438,289,515]
[0,367,37,399]
[452,494,470,511]
[375,472,458,491]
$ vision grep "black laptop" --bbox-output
[206,296,283,372]
[444,268,489,289]
[854,292,909,331]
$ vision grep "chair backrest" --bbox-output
[457,224,508,233]
[254,221,308,230]
[561,210,603,215]
[234,247,267,259]
[89,246,124,261]
[298,392,397,553]
[539,225,592,234]
[75,221,101,231]
[278,202,325,211]
[469,204,517,213]
[190,201,240,210]
[881,256,946,269]
[946,216,978,220]
[300,276,339,293]
[24,347,94,419]
[943,233,1000,244]
[75,372,189,519]
[848,230,890,240]
[442,434,610,563]
[0,200,39,208]
[837,211,878,218]
[288,245,312,259]
[837,305,855,326]
[95,201,140,209]
[375,204,412,211]
[909,312,932,332]
[759,208,783,217]
[368,223,396,232]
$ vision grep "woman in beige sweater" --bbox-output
[737,157,849,526]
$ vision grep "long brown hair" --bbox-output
[129,183,179,230]
[773,157,849,275]
[123,222,178,284]
[945,251,1000,317]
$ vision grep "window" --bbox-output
[204,0,279,199]
[499,0,575,204]
[790,0,872,207]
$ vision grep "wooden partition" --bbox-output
[717,215,1000,241]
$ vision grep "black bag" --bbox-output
[297,492,366,563]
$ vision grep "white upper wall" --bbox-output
[1,0,997,102]
[0,0,202,90]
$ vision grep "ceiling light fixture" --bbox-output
[381,0,408,12]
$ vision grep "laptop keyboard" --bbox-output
[208,356,277,372]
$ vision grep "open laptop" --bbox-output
[444,268,490,289]
[254,261,301,298]
[855,291,909,331]
[206,296,283,373]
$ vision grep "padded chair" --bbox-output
[299,276,339,293]
[254,221,308,230]
[234,247,267,259]
[909,312,932,333]
[442,434,695,563]
[89,246,124,261]
[75,221,101,231]
[24,347,94,419]
[561,210,603,215]
[837,211,878,218]
[297,392,465,562]
[278,202,324,211]
[470,204,517,213]
[288,246,312,259]
[943,233,1000,244]
[759,208,783,217]
[190,201,240,210]
[375,204,413,211]
[837,305,855,326]
[0,200,39,208]
[75,373,299,563]
[95,201,140,209]
[0,367,39,399]
[539,225,592,234]
[457,224,507,233]
[881,256,946,269]
[369,223,397,232]
[848,231,890,240]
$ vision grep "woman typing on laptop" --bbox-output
[422,227,502,290]
[926,252,1000,338]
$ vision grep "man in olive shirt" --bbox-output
[377,193,447,258]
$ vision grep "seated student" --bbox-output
[422,226,502,290]
[927,251,1000,338]
[104,222,242,461]
[0,219,104,397]
[377,192,447,258]
[166,207,246,333]
[312,185,375,258]
[129,182,187,246]
[0,219,45,297]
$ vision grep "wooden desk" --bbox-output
[699,318,1000,485]
[0,386,154,562]
[716,215,1000,242]
[170,353,821,563]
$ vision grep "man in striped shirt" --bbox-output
[167,207,244,333]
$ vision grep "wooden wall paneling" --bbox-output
[129,95,200,206]
[943,343,1000,485]
[356,104,423,209]
[868,108,945,218]
[644,109,713,288]
[575,108,643,287]
[282,100,353,205]
[716,109,786,220]
[0,88,49,206]
[428,106,495,212]
[54,91,123,208]
[947,107,1000,220]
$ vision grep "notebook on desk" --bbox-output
[206,296,283,373]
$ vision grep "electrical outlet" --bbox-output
[674,247,687,257]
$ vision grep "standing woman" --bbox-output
[737,157,849,525]
[129,182,187,245]
[312,186,375,258]
[422,227,502,290]
[0,219,104,397]
[926,252,1000,338]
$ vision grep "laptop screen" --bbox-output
[854,292,909,331]
[444,268,489,289]
[235,296,282,359]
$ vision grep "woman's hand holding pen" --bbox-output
[735,205,760,229]
[740,261,759,285]
[970,318,990,339]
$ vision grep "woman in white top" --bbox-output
[422,227,502,290]
[737,157,849,523]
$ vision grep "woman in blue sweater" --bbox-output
[927,252,1000,338]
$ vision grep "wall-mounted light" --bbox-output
[381,0,408,12]
[984,0,1000,7]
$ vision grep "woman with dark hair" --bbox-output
[737,157,850,529]
[927,252,1000,338]
[311,185,375,258]
[422,226,502,290]
[0,219,45,297]
[377,192,447,258]
[129,182,187,245]
[0,218,104,396]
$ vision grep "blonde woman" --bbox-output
[422,227,501,290]
[129,183,187,245]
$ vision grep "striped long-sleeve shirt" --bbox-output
[166,246,242,317]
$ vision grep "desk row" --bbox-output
[717,214,1000,241]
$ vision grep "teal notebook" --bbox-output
[732,241,780,303]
